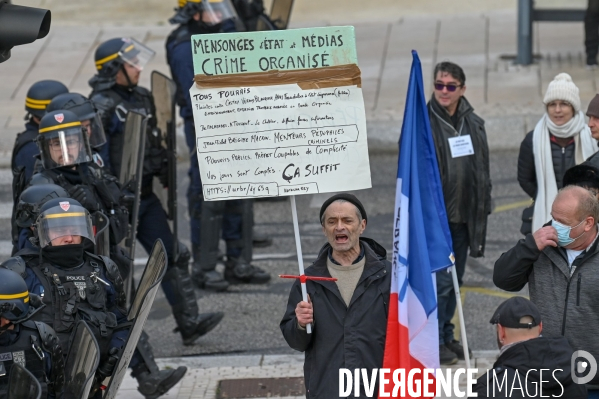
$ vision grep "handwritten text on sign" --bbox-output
[190,83,371,200]
[191,26,357,75]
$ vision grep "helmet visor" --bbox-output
[119,38,155,71]
[81,114,107,148]
[37,204,95,248]
[200,0,238,26]
[0,299,29,322]
[38,126,93,169]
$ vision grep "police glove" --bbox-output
[97,347,120,378]
[119,189,135,214]
[29,294,44,308]
[158,158,169,188]
[56,175,99,211]
[70,185,100,211]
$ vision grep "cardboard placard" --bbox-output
[190,26,371,200]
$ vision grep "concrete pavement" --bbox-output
[115,352,499,399]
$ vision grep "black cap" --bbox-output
[563,164,599,191]
[319,193,367,224]
[489,296,541,329]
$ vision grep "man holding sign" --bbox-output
[427,61,492,365]
[280,193,391,399]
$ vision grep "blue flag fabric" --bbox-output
[396,50,455,314]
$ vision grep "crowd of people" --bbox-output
[280,60,599,398]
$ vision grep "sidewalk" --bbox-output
[115,352,498,399]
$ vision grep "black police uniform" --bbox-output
[166,15,269,290]
[0,320,64,399]
[7,248,125,358]
[88,37,223,346]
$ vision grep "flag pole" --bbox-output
[290,195,312,334]
[450,266,471,368]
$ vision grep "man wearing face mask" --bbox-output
[494,185,599,394]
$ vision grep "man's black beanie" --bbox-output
[319,193,367,224]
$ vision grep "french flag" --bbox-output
[381,51,455,398]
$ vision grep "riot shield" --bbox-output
[93,211,110,257]
[118,111,148,307]
[102,239,167,399]
[7,363,42,399]
[269,0,294,29]
[61,321,100,399]
[151,71,179,261]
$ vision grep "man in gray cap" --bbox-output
[472,296,586,398]
[280,193,390,399]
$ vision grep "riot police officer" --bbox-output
[45,92,109,166]
[0,268,64,399]
[3,198,187,398]
[29,110,129,250]
[13,183,69,253]
[88,37,224,344]
[11,80,68,249]
[167,0,271,292]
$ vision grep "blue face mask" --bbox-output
[552,219,586,247]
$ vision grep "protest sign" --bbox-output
[190,26,371,200]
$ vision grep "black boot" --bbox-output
[224,257,271,284]
[163,267,224,345]
[133,331,187,398]
[191,244,229,292]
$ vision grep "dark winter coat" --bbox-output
[517,130,576,199]
[428,96,492,257]
[280,238,391,399]
[472,336,586,398]
[494,233,599,384]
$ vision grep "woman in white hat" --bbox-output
[518,73,598,234]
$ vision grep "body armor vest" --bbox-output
[0,321,49,398]
[29,257,118,356]
[91,88,164,189]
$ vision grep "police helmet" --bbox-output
[0,268,30,323]
[16,184,69,228]
[25,80,69,119]
[94,37,155,78]
[170,0,238,25]
[35,197,95,248]
[37,110,93,170]
[46,93,107,148]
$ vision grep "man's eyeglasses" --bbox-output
[434,83,462,92]
[48,138,80,149]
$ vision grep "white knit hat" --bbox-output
[543,73,581,112]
